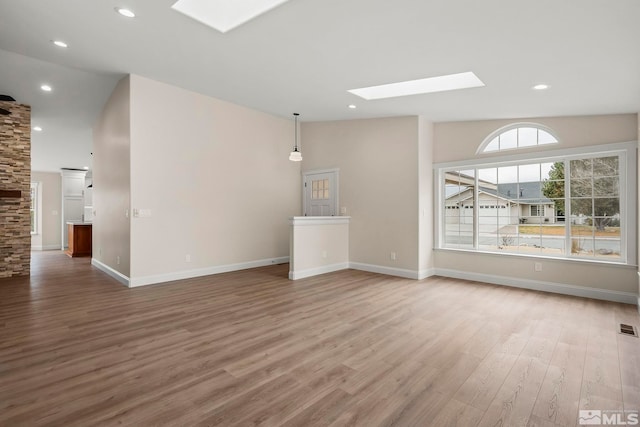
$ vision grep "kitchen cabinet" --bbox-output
[65,222,92,257]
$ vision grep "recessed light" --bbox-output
[533,84,549,90]
[348,72,485,100]
[52,40,68,48]
[348,104,357,109]
[83,166,89,170]
[40,84,52,92]
[33,126,42,132]
[116,7,136,18]
[171,0,290,33]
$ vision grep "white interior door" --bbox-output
[303,170,338,216]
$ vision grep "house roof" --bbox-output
[446,181,553,204]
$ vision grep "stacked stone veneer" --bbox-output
[0,101,31,278]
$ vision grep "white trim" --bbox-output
[290,216,351,226]
[434,247,637,268]
[349,262,421,279]
[433,267,638,304]
[418,268,436,280]
[31,245,63,251]
[436,140,637,169]
[289,262,349,280]
[129,257,290,287]
[91,258,130,287]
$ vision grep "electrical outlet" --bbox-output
[390,252,397,261]
[534,262,542,272]
[340,207,347,215]
[322,250,327,259]
[117,256,121,265]
[186,254,191,262]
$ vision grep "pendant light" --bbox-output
[289,113,302,162]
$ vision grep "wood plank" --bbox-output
[0,251,637,426]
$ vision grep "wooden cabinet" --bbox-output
[66,223,92,257]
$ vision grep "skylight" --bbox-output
[347,72,485,100]
[171,0,291,33]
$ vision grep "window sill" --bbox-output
[434,247,638,269]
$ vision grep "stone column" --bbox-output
[0,101,31,277]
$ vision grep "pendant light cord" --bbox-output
[293,113,299,151]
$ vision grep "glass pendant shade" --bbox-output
[289,149,302,161]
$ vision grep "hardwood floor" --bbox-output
[0,251,638,426]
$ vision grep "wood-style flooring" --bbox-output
[0,251,638,426]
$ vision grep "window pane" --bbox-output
[570,159,592,178]
[593,198,619,216]
[444,170,474,249]
[571,199,593,217]
[570,179,592,197]
[499,129,517,150]
[538,130,557,145]
[497,166,517,184]
[592,156,618,177]
[595,239,620,259]
[593,177,618,196]
[485,137,499,152]
[518,127,538,147]
[518,163,540,182]
[478,167,497,184]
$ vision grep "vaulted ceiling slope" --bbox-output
[0,0,638,171]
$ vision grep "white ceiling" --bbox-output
[0,0,638,172]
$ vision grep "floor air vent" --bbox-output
[619,324,638,337]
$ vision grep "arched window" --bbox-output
[477,123,559,154]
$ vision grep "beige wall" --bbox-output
[93,76,131,277]
[435,250,638,296]
[302,117,420,273]
[418,117,434,275]
[31,171,61,250]
[433,114,639,301]
[128,75,300,281]
[289,218,349,279]
[434,114,637,163]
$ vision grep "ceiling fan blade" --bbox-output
[0,108,11,115]
[0,94,16,102]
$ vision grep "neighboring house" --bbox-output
[445,181,556,226]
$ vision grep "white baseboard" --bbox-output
[31,244,62,251]
[349,262,421,280]
[418,268,436,280]
[289,262,349,280]
[91,258,130,287]
[434,267,638,305]
[129,257,290,287]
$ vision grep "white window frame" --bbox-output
[476,122,560,154]
[435,141,637,265]
[30,182,38,235]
